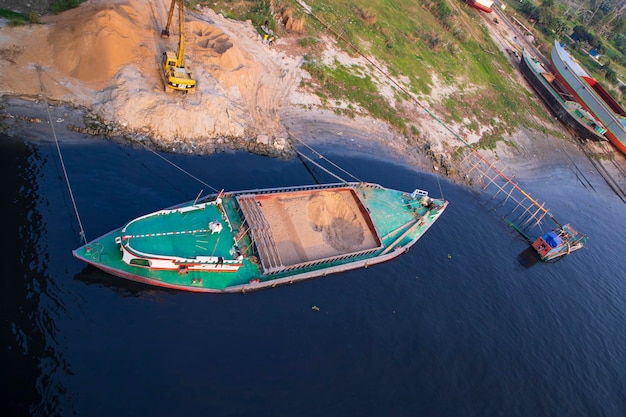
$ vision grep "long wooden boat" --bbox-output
[73,182,448,292]
[520,48,607,142]
[551,41,626,155]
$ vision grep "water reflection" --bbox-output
[74,266,177,299]
[517,245,541,268]
[0,137,69,417]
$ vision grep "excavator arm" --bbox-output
[161,0,176,38]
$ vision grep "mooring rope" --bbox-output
[36,66,87,244]
[295,149,349,184]
[287,130,361,182]
[288,130,435,214]
[128,138,221,194]
[295,3,448,199]
[297,3,470,149]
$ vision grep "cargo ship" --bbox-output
[520,48,607,142]
[73,182,447,293]
[551,40,626,155]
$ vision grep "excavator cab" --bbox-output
[161,51,196,93]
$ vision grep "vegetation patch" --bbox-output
[0,9,29,25]
[51,0,83,14]
[301,59,405,128]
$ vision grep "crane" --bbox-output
[160,0,196,94]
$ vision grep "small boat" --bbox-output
[531,224,587,262]
[73,182,448,292]
[465,0,493,13]
[520,48,607,142]
[551,40,626,155]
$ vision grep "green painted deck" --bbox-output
[358,186,413,242]
[122,204,233,260]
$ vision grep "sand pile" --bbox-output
[254,189,378,267]
[307,191,366,252]
[251,189,377,266]
[0,0,304,145]
[49,2,143,84]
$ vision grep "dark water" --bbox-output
[2,132,625,417]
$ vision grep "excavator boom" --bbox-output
[161,0,176,38]
[176,0,185,67]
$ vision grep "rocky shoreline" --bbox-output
[0,93,605,187]
[0,95,297,158]
[1,94,472,185]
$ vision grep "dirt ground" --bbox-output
[0,0,625,190]
[0,0,294,141]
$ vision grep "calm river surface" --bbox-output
[1,130,625,417]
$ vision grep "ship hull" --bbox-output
[465,0,493,13]
[73,182,447,293]
[520,49,607,142]
[551,41,626,155]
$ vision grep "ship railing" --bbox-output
[263,247,381,276]
[228,181,383,198]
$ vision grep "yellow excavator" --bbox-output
[160,0,196,94]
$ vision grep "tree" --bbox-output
[594,1,626,37]
[553,17,568,36]
[519,0,537,19]
[604,60,618,83]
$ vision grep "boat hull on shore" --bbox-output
[465,0,493,13]
[520,49,607,142]
[551,41,626,155]
[73,182,447,293]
